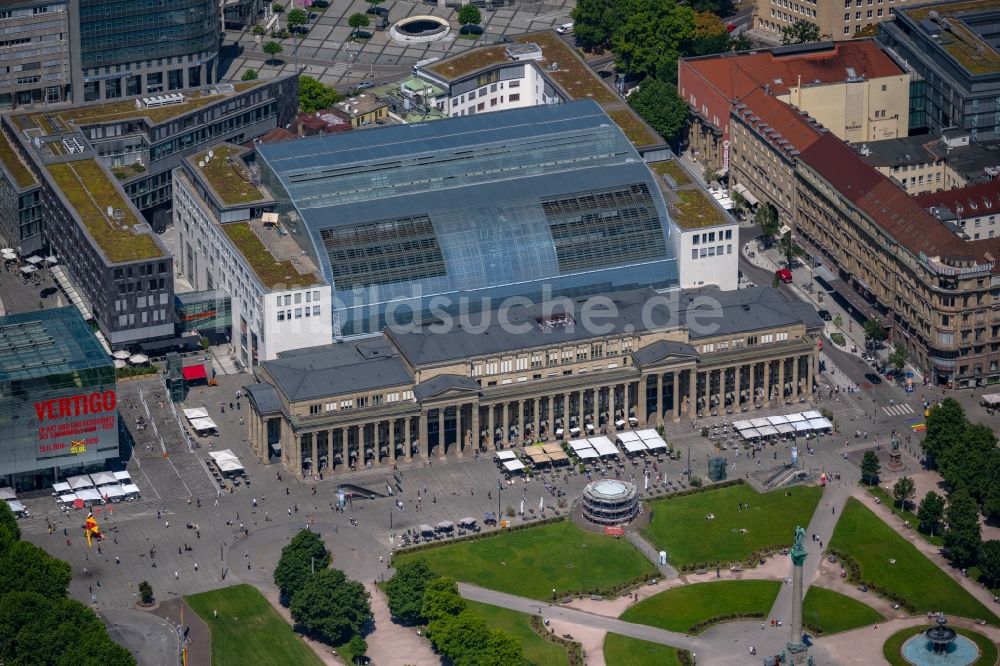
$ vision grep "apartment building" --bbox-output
[915,178,1000,241]
[679,40,908,173]
[0,0,70,108]
[753,0,921,43]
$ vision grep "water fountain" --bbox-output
[899,615,979,666]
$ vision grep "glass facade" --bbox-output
[175,290,231,334]
[78,0,219,69]
[257,102,680,335]
[0,307,118,490]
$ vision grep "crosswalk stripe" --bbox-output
[882,404,914,416]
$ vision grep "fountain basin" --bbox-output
[900,634,979,666]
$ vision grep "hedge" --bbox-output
[529,615,584,666]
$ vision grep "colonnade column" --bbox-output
[342,429,351,467]
[672,372,680,422]
[717,368,725,414]
[472,405,480,452]
[404,417,412,461]
[807,353,815,398]
[455,404,464,458]
[749,362,757,408]
[608,384,616,431]
[502,402,509,447]
[388,419,396,464]
[311,437,318,476]
[577,391,584,429]
[623,382,631,424]
[703,369,711,415]
[763,361,772,404]
[656,374,664,426]
[778,359,786,404]
[419,410,429,459]
[591,388,598,431]
[792,356,800,399]
[562,394,569,433]
[487,405,496,451]
[637,376,647,425]
[532,399,540,443]
[687,369,697,417]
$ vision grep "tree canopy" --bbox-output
[863,318,887,342]
[943,486,982,567]
[348,12,370,37]
[385,559,434,624]
[627,78,689,144]
[612,0,696,81]
[979,540,1000,588]
[892,477,916,511]
[290,568,371,645]
[917,491,945,537]
[298,75,341,113]
[457,4,482,26]
[287,7,307,28]
[860,450,880,486]
[274,529,331,603]
[780,19,821,45]
[755,204,780,240]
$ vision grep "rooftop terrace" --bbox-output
[424,31,660,148]
[46,160,163,263]
[0,130,35,188]
[194,145,266,206]
[221,221,322,291]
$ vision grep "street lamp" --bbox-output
[497,479,502,524]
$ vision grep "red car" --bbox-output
[776,268,793,283]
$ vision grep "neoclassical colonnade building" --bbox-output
[245,286,823,477]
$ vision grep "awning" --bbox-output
[740,427,761,440]
[808,417,833,430]
[757,425,779,436]
[52,482,71,493]
[183,407,209,420]
[623,440,647,453]
[114,471,132,482]
[636,429,660,441]
[502,460,525,472]
[569,439,594,452]
[767,415,790,425]
[121,484,141,495]
[528,453,552,464]
[644,437,668,450]
[548,451,569,462]
[0,487,15,500]
[5,500,26,514]
[182,364,207,381]
[733,183,760,205]
[76,488,103,502]
[590,437,619,457]
[59,493,78,504]
[495,450,517,461]
[190,417,218,432]
[801,410,823,419]
[776,423,796,434]
[66,475,94,490]
[577,448,600,459]
[102,486,126,499]
[90,471,117,486]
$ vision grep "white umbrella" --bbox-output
[129,354,149,364]
[539,496,544,511]
[112,350,131,360]
[19,265,37,274]
[114,359,127,369]
[519,499,524,515]
[43,255,57,265]
[25,255,42,264]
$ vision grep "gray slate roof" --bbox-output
[244,383,282,415]
[632,340,698,367]
[263,338,413,401]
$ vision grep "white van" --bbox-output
[556,22,573,34]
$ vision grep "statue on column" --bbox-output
[887,433,904,471]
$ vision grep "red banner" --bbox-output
[604,526,624,536]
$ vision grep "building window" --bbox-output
[294,308,302,319]
[509,93,520,102]
[313,305,320,316]
[309,404,321,415]
[277,311,285,321]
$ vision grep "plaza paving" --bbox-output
[15,353,996,664]
[220,0,576,89]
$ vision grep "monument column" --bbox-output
[787,526,810,664]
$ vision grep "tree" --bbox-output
[481,628,528,666]
[138,581,154,605]
[262,41,283,65]
[888,342,908,374]
[943,487,982,567]
[731,190,746,215]
[922,398,965,467]
[755,203,780,241]
[421,577,466,623]
[348,12,370,39]
[458,3,481,26]
[298,75,341,113]
[0,502,20,552]
[892,476,916,511]
[612,0,696,81]
[290,568,371,645]
[863,317,888,342]
[703,168,721,186]
[385,559,433,624]
[860,450,880,486]
[272,1,284,12]
[570,0,622,51]
[427,608,490,664]
[0,541,72,599]
[287,7,308,29]
[984,476,1000,522]
[833,313,844,330]
[273,529,331,604]
[730,32,753,52]
[627,78,689,145]
[348,635,368,665]
[937,423,997,502]
[780,19,821,45]
[686,11,731,56]
[917,491,946,537]
[241,69,258,81]
[978,540,1000,588]
[779,230,804,268]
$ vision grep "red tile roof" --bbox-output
[800,133,1000,268]
[913,178,1000,218]
[685,40,904,100]
[733,89,824,157]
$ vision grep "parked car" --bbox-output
[556,22,573,34]
[366,5,388,16]
[775,268,793,284]
[817,309,832,321]
[353,80,375,90]
[40,287,59,298]
[864,372,882,385]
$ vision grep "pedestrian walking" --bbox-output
[115,556,120,565]
[174,571,179,580]
[194,563,198,571]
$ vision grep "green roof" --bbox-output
[672,189,727,229]
[46,160,163,263]
[905,0,1000,74]
[0,131,35,188]
[196,146,266,206]
[650,160,692,187]
[222,222,319,290]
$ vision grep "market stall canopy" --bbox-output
[101,486,126,500]
[121,484,141,495]
[767,415,790,425]
[210,449,241,463]
[590,437,619,457]
[59,493,78,504]
[52,482,71,494]
[750,418,771,428]
[528,452,551,464]
[569,439,593,452]
[182,364,207,381]
[183,407,210,420]
[801,410,823,420]
[732,420,753,431]
[757,425,779,437]
[216,458,244,472]
[5,500,26,514]
[75,488,103,502]
[548,451,569,462]
[576,448,600,459]
[90,471,117,486]
[541,444,563,454]
[739,427,761,440]
[0,487,15,500]
[523,445,545,456]
[66,475,94,490]
[114,471,132,482]
[644,436,669,450]
[190,417,218,432]
[808,417,833,430]
[980,393,1000,406]
[502,460,526,472]
[129,354,149,364]
[616,431,641,444]
[622,440,647,453]
[785,413,807,423]
[494,450,517,461]
[636,429,660,441]
[112,350,131,360]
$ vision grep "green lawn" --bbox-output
[393,520,655,600]
[619,580,781,634]
[829,499,999,626]
[882,625,999,666]
[186,584,324,666]
[464,600,569,666]
[642,484,824,567]
[603,633,685,666]
[801,586,883,635]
